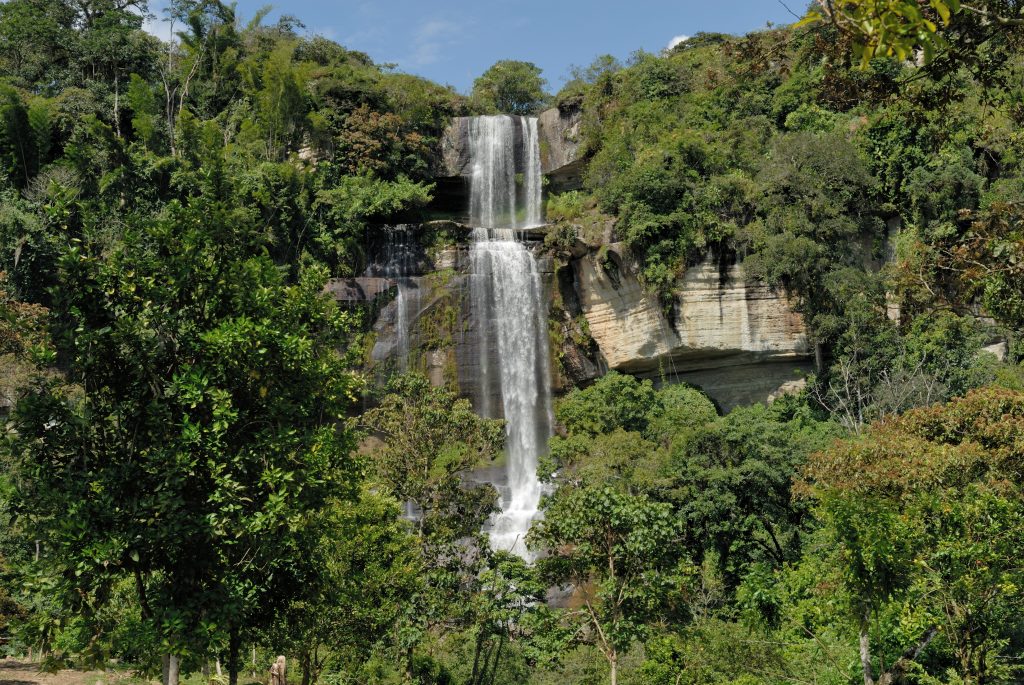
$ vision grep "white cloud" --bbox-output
[406,18,462,67]
[667,34,690,50]
[418,19,459,40]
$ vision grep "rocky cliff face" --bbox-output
[355,111,814,410]
[537,106,584,192]
[568,246,811,408]
[572,247,808,372]
[435,107,585,218]
[440,106,583,179]
[357,232,811,410]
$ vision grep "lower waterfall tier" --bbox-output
[469,228,552,558]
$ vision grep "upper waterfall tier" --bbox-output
[468,115,543,229]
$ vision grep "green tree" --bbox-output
[554,371,658,438]
[471,60,548,116]
[0,272,49,652]
[5,197,361,685]
[247,42,309,160]
[530,487,686,685]
[747,131,881,318]
[0,86,36,187]
[126,72,159,147]
[461,552,549,685]
[799,386,1024,683]
[670,402,841,581]
[912,203,1024,330]
[543,373,717,495]
[272,488,421,685]
[801,0,963,66]
[360,373,504,679]
[0,0,77,89]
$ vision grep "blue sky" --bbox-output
[145,1,800,93]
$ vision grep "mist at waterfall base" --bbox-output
[468,115,552,559]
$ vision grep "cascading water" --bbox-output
[366,225,422,371]
[468,115,551,558]
[469,115,543,230]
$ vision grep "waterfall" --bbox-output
[367,225,421,371]
[521,116,543,228]
[469,115,544,229]
[468,115,551,558]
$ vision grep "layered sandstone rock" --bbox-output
[572,246,812,408]
[348,236,814,409]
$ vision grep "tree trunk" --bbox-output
[609,652,618,685]
[482,635,505,685]
[470,633,485,685]
[169,655,181,685]
[860,622,875,685]
[162,654,180,685]
[216,659,223,677]
[113,73,121,138]
[228,627,241,685]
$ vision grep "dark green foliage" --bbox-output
[1,3,1023,683]
[0,0,77,90]
[746,131,881,310]
[529,487,686,683]
[271,488,421,683]
[645,383,719,446]
[6,195,362,671]
[0,85,36,187]
[555,371,659,437]
[362,373,503,546]
[537,365,845,684]
[801,387,1024,682]
[471,60,548,116]
[669,402,842,577]
[360,373,508,678]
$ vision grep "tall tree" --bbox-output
[5,197,361,685]
[799,386,1024,683]
[0,0,77,89]
[271,489,421,685]
[530,487,686,685]
[361,373,504,679]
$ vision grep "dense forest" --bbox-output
[1,1,1024,684]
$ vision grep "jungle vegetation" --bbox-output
[1,1,1023,684]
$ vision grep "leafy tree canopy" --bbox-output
[471,60,549,116]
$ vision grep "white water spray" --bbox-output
[468,116,551,558]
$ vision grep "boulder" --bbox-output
[325,277,393,304]
[538,105,584,191]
